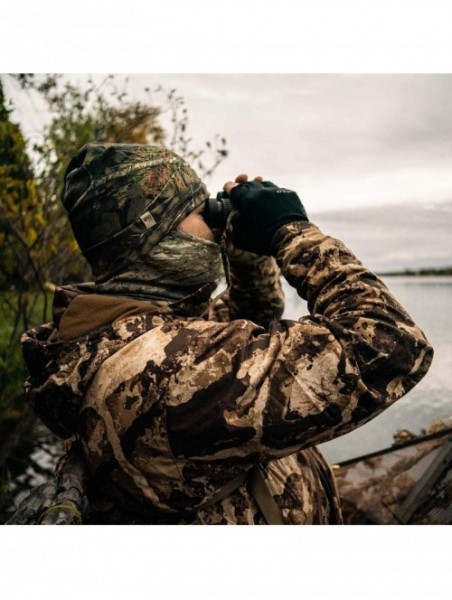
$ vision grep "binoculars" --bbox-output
[203,192,233,230]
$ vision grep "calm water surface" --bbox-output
[281,276,452,463]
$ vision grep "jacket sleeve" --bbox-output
[209,252,285,327]
[166,222,434,461]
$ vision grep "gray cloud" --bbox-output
[312,199,452,271]
[6,73,452,212]
[151,74,452,207]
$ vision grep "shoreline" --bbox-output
[377,269,452,277]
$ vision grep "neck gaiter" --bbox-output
[95,230,222,312]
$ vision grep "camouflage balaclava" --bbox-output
[62,143,221,305]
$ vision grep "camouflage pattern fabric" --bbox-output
[94,229,222,304]
[210,251,285,327]
[21,221,433,524]
[62,144,210,281]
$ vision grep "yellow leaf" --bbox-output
[35,212,46,227]
[27,227,38,245]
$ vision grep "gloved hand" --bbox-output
[228,180,308,255]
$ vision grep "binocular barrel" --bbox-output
[203,192,233,230]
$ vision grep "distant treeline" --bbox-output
[378,267,452,276]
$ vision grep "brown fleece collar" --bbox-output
[57,293,160,340]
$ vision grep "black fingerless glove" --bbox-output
[229,181,308,255]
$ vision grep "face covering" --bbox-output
[95,229,222,310]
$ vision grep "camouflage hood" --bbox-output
[62,143,210,281]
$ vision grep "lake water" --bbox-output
[280,276,452,463]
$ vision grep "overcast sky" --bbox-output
[5,73,452,213]
[3,0,451,580]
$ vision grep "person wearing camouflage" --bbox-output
[20,143,433,524]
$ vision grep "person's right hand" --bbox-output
[223,176,308,256]
[223,174,262,261]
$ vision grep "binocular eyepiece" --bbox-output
[203,192,233,230]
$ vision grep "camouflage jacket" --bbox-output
[21,222,433,524]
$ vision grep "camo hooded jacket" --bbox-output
[21,222,433,524]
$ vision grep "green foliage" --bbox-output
[0,80,39,290]
[0,81,45,415]
[0,291,51,409]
